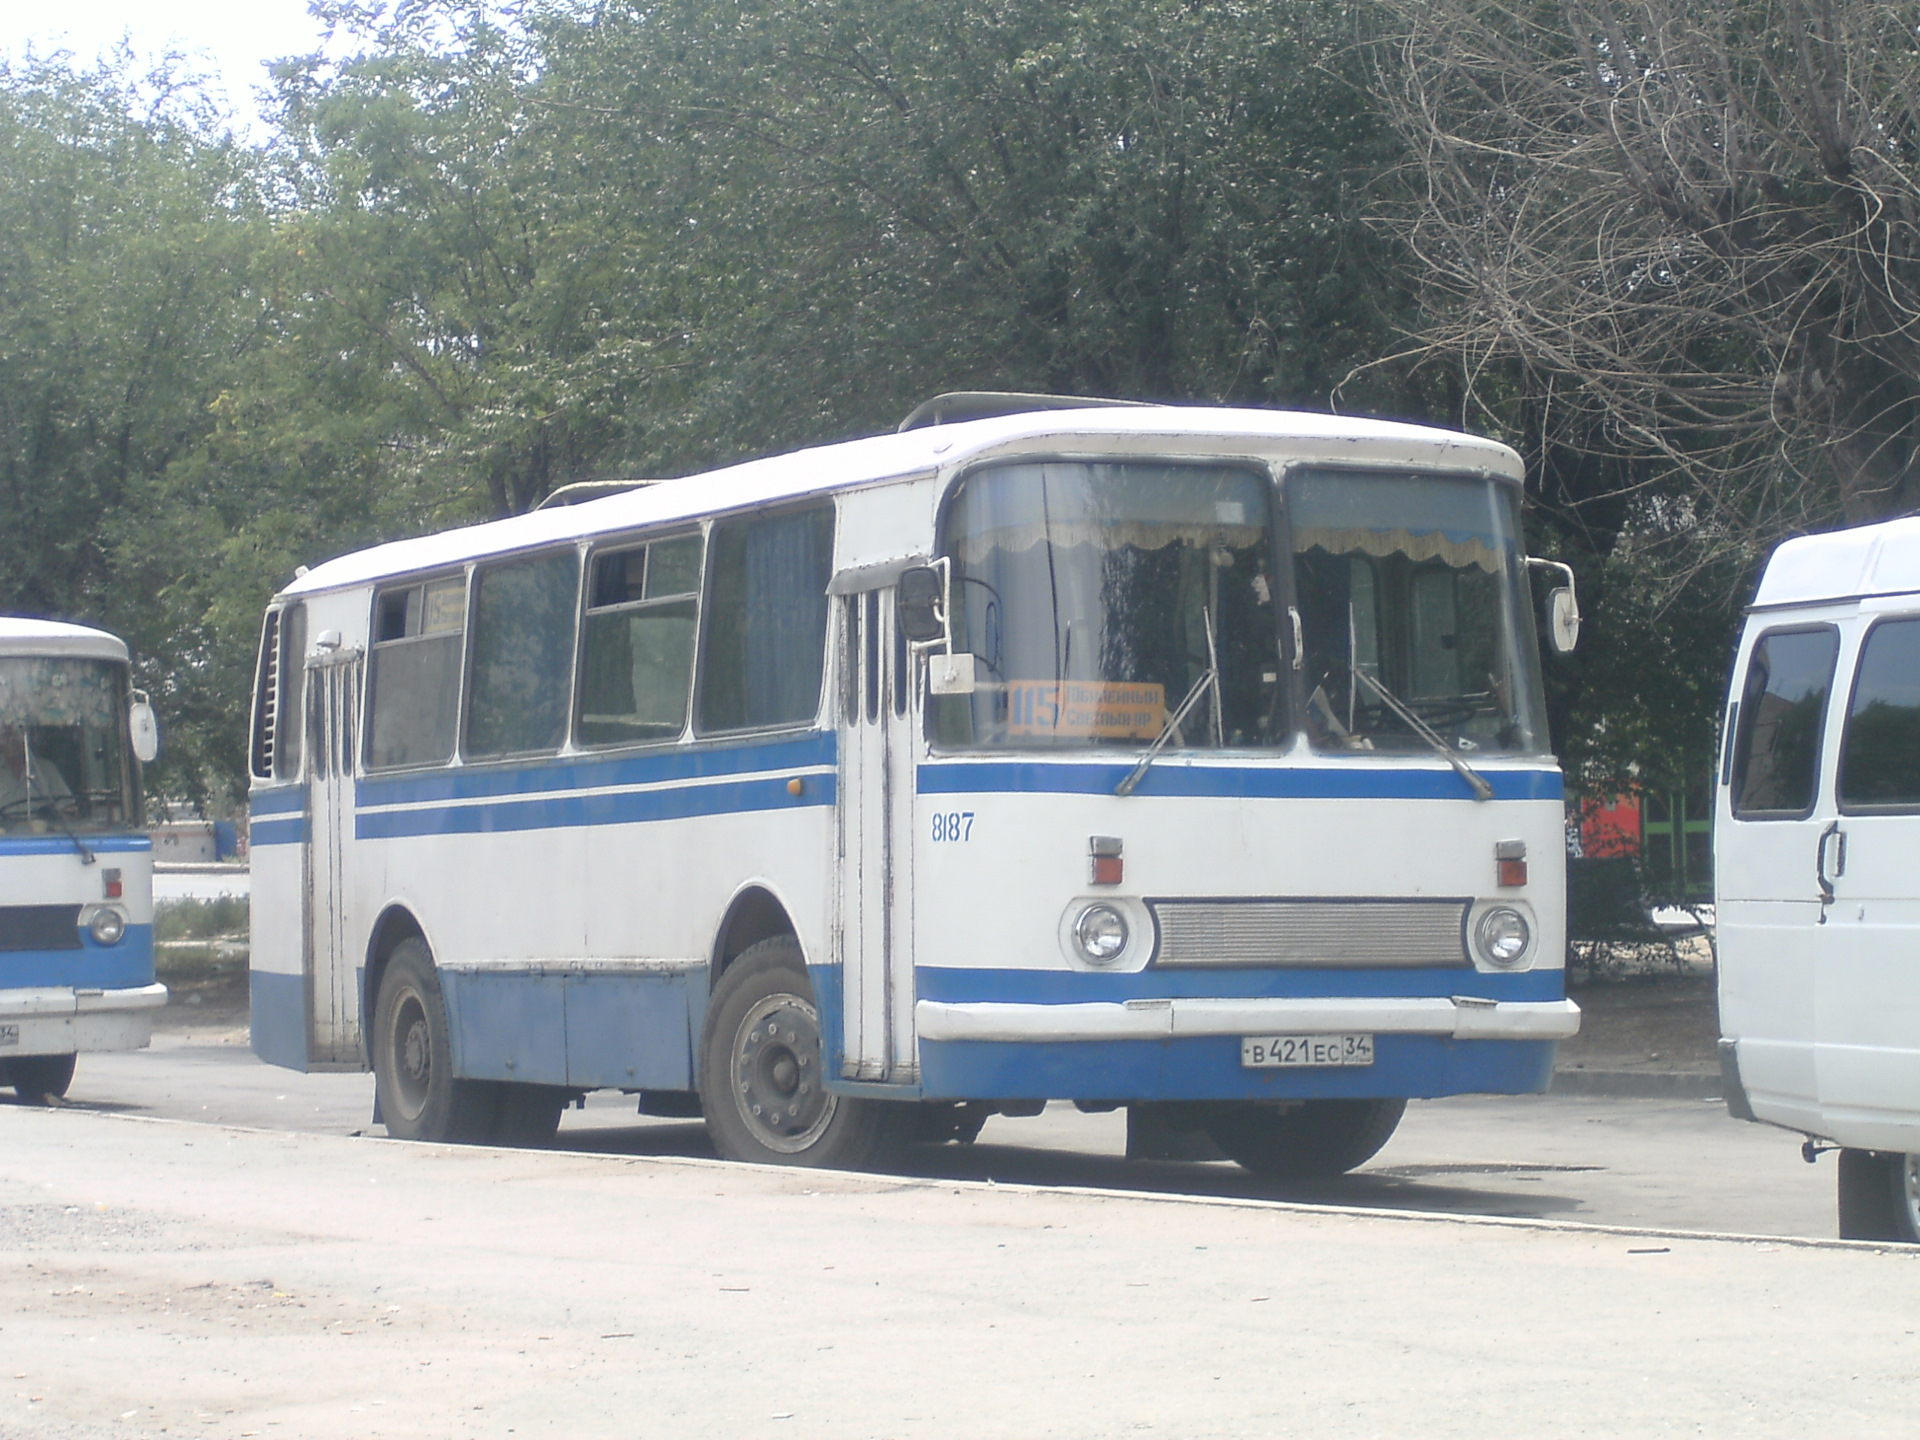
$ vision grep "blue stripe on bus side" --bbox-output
[913,965,1564,1005]
[0,835,153,857]
[250,817,308,848]
[916,761,1563,802]
[248,787,305,817]
[356,771,836,840]
[356,732,837,809]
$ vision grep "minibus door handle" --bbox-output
[1815,820,1846,920]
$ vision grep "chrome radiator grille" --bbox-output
[1148,898,1470,968]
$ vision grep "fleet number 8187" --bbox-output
[930,811,975,842]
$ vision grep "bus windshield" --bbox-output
[932,461,1286,750]
[0,656,135,833]
[1289,469,1546,757]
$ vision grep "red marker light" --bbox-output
[103,868,123,899]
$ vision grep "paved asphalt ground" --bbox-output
[3,1095,1915,1440]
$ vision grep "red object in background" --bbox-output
[1580,794,1642,858]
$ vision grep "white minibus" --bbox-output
[0,618,165,1101]
[248,398,1580,1171]
[1717,515,1920,1238]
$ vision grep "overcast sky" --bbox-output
[6,0,333,136]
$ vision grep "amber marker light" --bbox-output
[1495,839,1528,888]
[1089,835,1123,886]
[787,777,805,797]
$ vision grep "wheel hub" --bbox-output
[389,992,432,1118]
[731,993,835,1153]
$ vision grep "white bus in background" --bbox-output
[0,618,165,1102]
[1716,515,1920,1239]
[247,396,1580,1171]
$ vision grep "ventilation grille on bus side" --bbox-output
[1147,898,1470,968]
[0,906,84,952]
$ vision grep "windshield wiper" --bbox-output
[1116,609,1221,798]
[1350,667,1494,802]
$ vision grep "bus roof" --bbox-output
[1752,514,1920,609]
[0,617,129,663]
[278,405,1524,600]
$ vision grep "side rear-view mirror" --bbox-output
[897,566,947,647]
[1548,587,1581,654]
[1526,558,1581,654]
[129,690,160,764]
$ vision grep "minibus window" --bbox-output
[579,534,702,746]
[467,550,580,759]
[1838,617,1920,811]
[366,576,467,770]
[698,506,835,733]
[1730,626,1838,817]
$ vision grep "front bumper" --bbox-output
[917,995,1581,1043]
[0,982,168,1057]
[911,995,1578,1102]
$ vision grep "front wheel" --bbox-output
[8,1054,76,1105]
[372,938,497,1143]
[698,936,898,1168]
[1202,1098,1406,1180]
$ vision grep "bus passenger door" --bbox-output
[835,589,918,1083]
[305,646,364,1069]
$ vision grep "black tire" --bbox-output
[1838,1148,1920,1243]
[698,936,899,1168]
[10,1054,76,1105]
[1202,1098,1406,1180]
[372,938,497,1143]
[491,1084,567,1148]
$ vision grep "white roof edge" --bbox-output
[0,617,130,662]
[1752,514,1920,609]
[277,405,1524,601]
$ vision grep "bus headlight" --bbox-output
[88,907,127,946]
[1072,904,1130,965]
[1474,907,1531,968]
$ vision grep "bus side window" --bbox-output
[578,534,702,747]
[276,604,307,781]
[466,550,581,759]
[1838,617,1920,811]
[366,576,467,770]
[698,505,835,733]
[1730,626,1839,817]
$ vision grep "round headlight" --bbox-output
[88,907,126,947]
[1475,906,1531,967]
[1072,904,1129,965]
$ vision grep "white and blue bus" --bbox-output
[1,618,165,1102]
[247,399,1579,1171]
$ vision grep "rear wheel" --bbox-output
[373,938,497,1143]
[8,1054,76,1105]
[699,936,899,1168]
[1838,1148,1920,1243]
[1202,1098,1406,1180]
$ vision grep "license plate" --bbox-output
[0,1024,17,1048]
[1241,1033,1374,1068]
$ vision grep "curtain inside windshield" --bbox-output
[1288,470,1545,757]
[0,656,132,832]
[932,462,1284,750]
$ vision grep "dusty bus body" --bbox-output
[0,618,164,1102]
[1717,516,1920,1238]
[248,402,1577,1171]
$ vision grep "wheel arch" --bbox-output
[362,904,430,1051]
[711,885,801,990]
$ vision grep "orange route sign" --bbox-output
[1006,680,1166,740]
